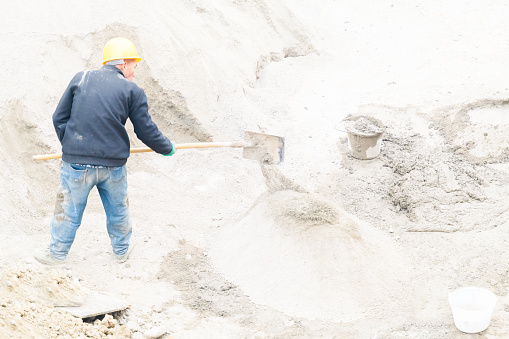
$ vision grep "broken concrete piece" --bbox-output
[56,292,129,318]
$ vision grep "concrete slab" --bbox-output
[56,293,129,318]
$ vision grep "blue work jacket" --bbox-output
[52,65,173,166]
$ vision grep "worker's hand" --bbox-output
[163,141,176,156]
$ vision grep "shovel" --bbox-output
[33,131,285,164]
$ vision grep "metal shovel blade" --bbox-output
[242,131,285,165]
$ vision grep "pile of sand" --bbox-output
[210,190,414,322]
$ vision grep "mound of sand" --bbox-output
[210,189,414,322]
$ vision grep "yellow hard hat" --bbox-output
[102,37,141,65]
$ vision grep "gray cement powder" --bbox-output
[344,117,384,136]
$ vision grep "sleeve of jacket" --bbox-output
[129,89,174,155]
[52,72,80,143]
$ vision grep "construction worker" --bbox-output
[35,37,175,265]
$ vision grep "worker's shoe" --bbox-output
[115,244,134,263]
[34,248,66,266]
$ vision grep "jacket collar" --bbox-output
[101,64,125,78]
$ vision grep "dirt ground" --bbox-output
[2,1,509,338]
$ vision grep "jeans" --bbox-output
[49,161,132,260]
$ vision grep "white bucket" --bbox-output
[448,287,497,333]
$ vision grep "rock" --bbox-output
[143,326,167,339]
[101,314,118,328]
[131,332,144,339]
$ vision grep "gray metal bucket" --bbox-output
[343,115,385,160]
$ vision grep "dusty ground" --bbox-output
[2,0,509,338]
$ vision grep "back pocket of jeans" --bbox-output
[109,166,126,182]
[67,163,87,182]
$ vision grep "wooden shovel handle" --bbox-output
[33,153,64,161]
[130,141,246,153]
[33,141,247,161]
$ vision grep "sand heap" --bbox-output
[209,189,414,322]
